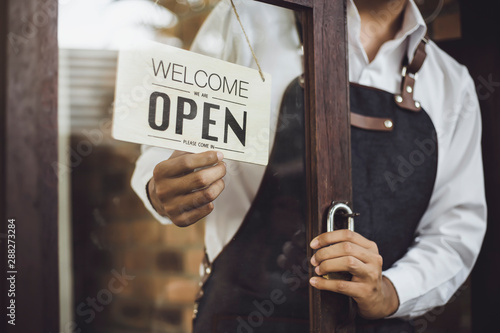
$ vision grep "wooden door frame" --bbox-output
[1,1,59,332]
[254,1,353,332]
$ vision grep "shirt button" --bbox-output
[205,267,211,275]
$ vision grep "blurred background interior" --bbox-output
[57,1,471,332]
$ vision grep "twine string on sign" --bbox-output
[229,0,266,82]
[154,0,265,82]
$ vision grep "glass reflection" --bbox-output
[58,1,307,333]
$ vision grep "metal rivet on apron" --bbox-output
[406,86,413,93]
[384,120,393,129]
[415,101,421,108]
[193,303,199,319]
[395,95,403,103]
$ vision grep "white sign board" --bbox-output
[112,41,272,165]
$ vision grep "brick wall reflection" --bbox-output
[71,136,205,333]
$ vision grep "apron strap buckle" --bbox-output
[395,36,429,112]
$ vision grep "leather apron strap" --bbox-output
[393,36,429,112]
[352,36,430,131]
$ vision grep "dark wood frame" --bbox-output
[1,0,59,332]
[253,1,353,332]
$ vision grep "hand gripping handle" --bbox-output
[323,202,357,280]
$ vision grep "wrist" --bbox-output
[146,179,154,207]
[146,178,162,214]
[381,275,400,317]
[357,276,400,320]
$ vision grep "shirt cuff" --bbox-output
[131,164,172,225]
[383,267,419,318]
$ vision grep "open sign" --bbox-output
[112,41,272,165]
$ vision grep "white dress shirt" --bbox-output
[131,0,486,319]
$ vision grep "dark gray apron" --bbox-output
[193,39,437,333]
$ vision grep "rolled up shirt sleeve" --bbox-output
[384,70,487,318]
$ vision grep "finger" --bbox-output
[291,230,307,248]
[170,203,215,227]
[167,151,192,176]
[182,161,226,190]
[277,255,300,271]
[309,277,365,298]
[310,229,378,252]
[170,150,191,159]
[165,161,225,195]
[156,151,224,178]
[171,179,225,215]
[311,242,374,266]
[282,241,295,257]
[277,254,287,269]
[313,256,367,277]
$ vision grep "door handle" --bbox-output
[324,201,357,281]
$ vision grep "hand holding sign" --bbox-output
[148,150,226,226]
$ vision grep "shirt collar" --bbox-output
[347,0,427,63]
